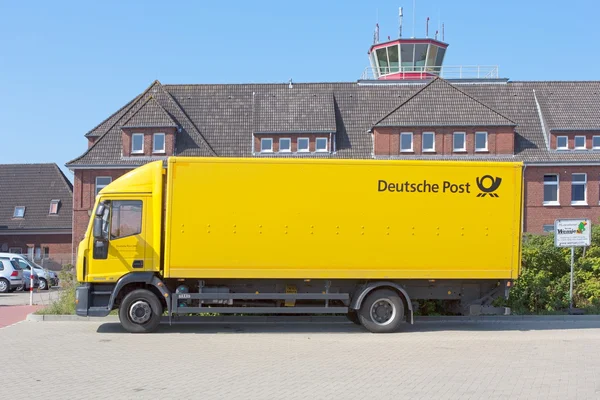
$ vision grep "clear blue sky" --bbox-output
[1,0,598,181]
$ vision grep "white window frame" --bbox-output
[13,206,25,218]
[131,133,144,154]
[543,174,559,206]
[153,133,166,154]
[297,138,310,153]
[453,132,466,152]
[475,131,488,152]
[400,132,413,152]
[574,135,586,150]
[571,173,587,206]
[315,137,329,152]
[95,176,112,196]
[278,138,291,153]
[49,199,60,215]
[593,136,600,150]
[260,138,273,153]
[556,136,568,150]
[422,132,435,153]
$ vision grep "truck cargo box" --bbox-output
[164,157,523,280]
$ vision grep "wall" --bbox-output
[253,133,332,154]
[121,127,176,157]
[373,126,515,156]
[524,166,600,233]
[0,234,72,270]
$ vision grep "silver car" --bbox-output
[0,258,24,293]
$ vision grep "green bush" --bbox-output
[508,223,600,314]
[36,264,77,315]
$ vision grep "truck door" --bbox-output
[88,197,153,282]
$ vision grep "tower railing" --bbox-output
[360,65,499,80]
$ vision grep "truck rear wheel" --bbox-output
[358,289,405,333]
[119,289,162,333]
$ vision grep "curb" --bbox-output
[26,313,600,323]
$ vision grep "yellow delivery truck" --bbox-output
[75,157,523,333]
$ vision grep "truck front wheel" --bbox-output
[358,289,405,333]
[119,289,162,333]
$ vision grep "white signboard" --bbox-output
[554,219,591,247]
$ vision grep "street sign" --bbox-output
[554,218,591,248]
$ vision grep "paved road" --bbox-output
[1,319,600,399]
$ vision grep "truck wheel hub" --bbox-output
[129,300,152,324]
[370,299,396,326]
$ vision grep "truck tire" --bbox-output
[119,289,162,333]
[358,289,405,333]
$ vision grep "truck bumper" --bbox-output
[75,284,90,317]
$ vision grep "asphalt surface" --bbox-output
[1,319,600,399]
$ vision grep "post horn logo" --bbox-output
[476,175,502,198]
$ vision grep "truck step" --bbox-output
[91,291,112,296]
[173,306,348,314]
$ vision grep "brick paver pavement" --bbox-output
[1,319,600,399]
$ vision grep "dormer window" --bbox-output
[316,137,329,152]
[556,136,568,150]
[132,133,144,154]
[260,138,273,153]
[593,136,600,150]
[153,133,165,153]
[574,136,586,150]
[49,200,60,215]
[13,206,25,218]
[297,138,310,153]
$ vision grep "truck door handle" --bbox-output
[132,260,144,269]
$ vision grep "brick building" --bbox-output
[66,37,600,254]
[0,164,73,269]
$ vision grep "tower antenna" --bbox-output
[426,16,429,38]
[373,23,380,44]
[398,7,403,38]
[412,0,416,38]
[442,23,445,41]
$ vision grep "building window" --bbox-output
[316,137,328,152]
[543,224,554,233]
[95,177,112,195]
[571,173,587,205]
[153,133,165,153]
[13,206,25,218]
[400,132,413,152]
[34,247,41,260]
[279,138,291,153]
[556,136,568,150]
[593,136,600,150]
[9,247,22,254]
[43,247,50,259]
[260,138,273,153]
[422,132,435,152]
[131,133,144,154]
[475,132,488,152]
[574,136,586,150]
[543,174,559,205]
[453,132,466,152]
[297,138,309,153]
[49,199,60,215]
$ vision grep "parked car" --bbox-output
[0,258,24,293]
[0,253,52,290]
[17,269,39,291]
[46,269,59,287]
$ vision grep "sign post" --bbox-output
[554,218,591,312]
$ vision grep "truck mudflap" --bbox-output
[350,282,414,324]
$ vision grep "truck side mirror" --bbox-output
[93,216,103,239]
[95,203,105,216]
